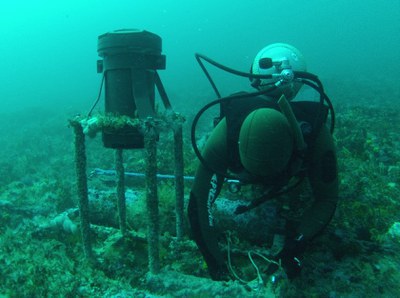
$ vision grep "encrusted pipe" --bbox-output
[115,149,127,236]
[71,121,93,261]
[174,125,185,240]
[144,124,160,274]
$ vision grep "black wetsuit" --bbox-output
[188,94,339,280]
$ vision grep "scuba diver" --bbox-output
[188,43,338,281]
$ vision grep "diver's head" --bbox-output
[239,108,293,179]
[251,43,306,100]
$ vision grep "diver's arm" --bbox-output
[298,124,339,240]
[188,119,229,280]
[273,125,338,279]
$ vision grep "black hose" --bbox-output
[195,53,274,81]
[195,53,277,119]
[195,54,222,99]
[295,73,335,133]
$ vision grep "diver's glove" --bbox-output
[267,234,307,279]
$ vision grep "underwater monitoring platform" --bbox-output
[69,29,185,274]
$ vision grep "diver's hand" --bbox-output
[277,252,302,279]
[267,234,307,279]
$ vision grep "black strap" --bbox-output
[155,71,173,110]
